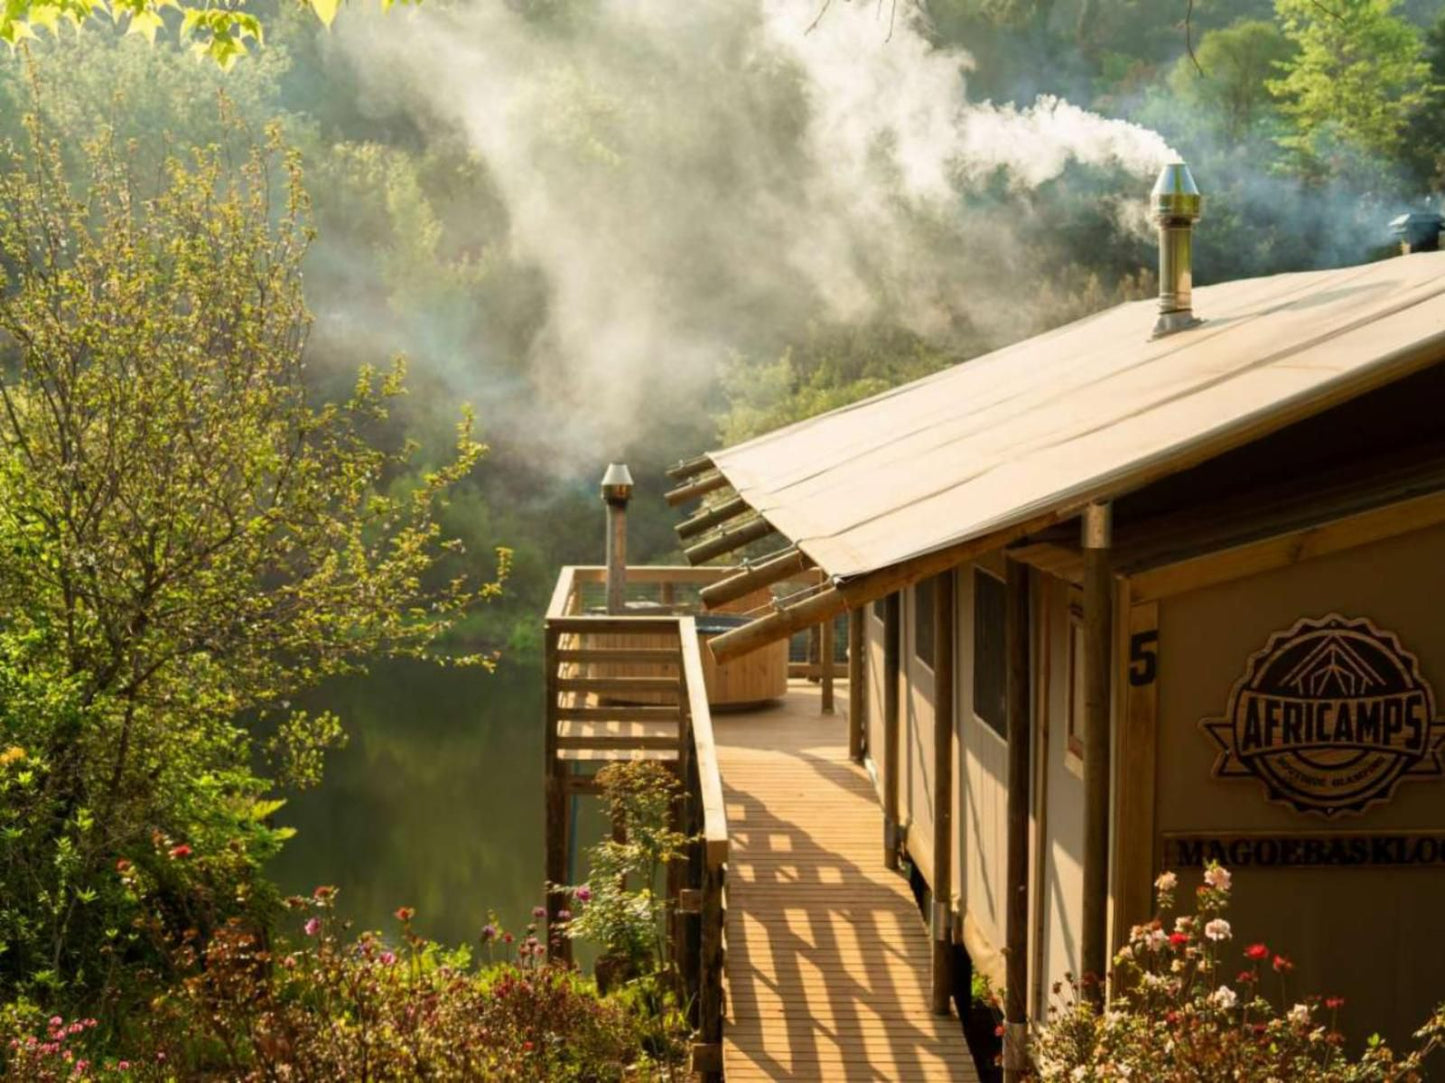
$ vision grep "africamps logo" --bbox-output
[1203,615,1445,816]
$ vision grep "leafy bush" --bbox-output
[3,892,683,1081]
[0,86,503,1013]
[1031,864,1445,1081]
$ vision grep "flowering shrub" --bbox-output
[2,891,685,1081]
[1031,864,1445,1081]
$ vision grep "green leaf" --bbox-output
[310,0,338,28]
[124,6,160,42]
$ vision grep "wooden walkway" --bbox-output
[715,682,978,1081]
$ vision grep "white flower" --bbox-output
[1203,865,1232,891]
[1288,1003,1312,1025]
[1174,916,1193,933]
[1154,871,1178,892]
[1204,918,1232,941]
[1148,928,1168,951]
[1211,985,1238,1009]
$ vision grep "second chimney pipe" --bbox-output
[601,463,633,615]
[1152,161,1203,338]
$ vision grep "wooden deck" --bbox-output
[715,682,978,1081]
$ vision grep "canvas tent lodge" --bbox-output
[666,165,1445,1064]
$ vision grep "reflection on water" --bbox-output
[270,656,549,947]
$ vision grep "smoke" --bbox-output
[336,0,1178,468]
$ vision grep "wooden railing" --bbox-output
[543,566,731,1080]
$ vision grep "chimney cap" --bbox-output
[1152,161,1202,222]
[1390,211,1444,252]
[600,462,634,506]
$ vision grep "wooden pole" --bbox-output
[676,495,748,540]
[543,628,573,965]
[848,609,866,762]
[1081,502,1114,1006]
[683,517,775,565]
[664,471,730,507]
[698,547,813,610]
[1003,557,1032,1077]
[821,617,835,713]
[666,454,713,481]
[883,593,901,871]
[931,572,956,1015]
[709,586,842,663]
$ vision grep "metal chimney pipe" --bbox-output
[1152,161,1203,338]
[1390,211,1444,255]
[600,463,633,615]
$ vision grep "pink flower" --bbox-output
[1325,996,1346,1010]
[48,1017,62,1027]
[118,1062,131,1071]
[481,924,498,942]
[1274,954,1294,973]
[532,905,547,920]
[304,917,321,937]
[557,909,572,921]
[575,885,593,904]
[394,906,415,923]
[380,951,397,966]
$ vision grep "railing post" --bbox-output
[820,617,835,714]
[883,593,902,870]
[698,859,725,1083]
[543,625,573,966]
[848,609,866,762]
[931,571,956,1015]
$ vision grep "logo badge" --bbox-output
[1203,615,1445,816]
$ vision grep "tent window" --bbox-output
[1066,599,1086,758]
[973,568,1007,737]
[914,576,936,669]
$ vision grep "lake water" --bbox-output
[270,656,559,948]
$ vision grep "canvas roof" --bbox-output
[706,251,1445,585]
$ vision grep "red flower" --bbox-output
[1237,970,1257,984]
[1273,954,1294,973]
[1168,931,1190,948]
[522,1041,534,1053]
[394,906,415,923]
[1325,996,1346,1010]
[167,844,191,860]
[1244,943,1269,961]
[115,859,132,873]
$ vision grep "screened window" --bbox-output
[913,576,936,668]
[972,568,1007,737]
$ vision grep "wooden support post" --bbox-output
[1003,557,1032,1076]
[666,454,714,481]
[698,859,726,1083]
[848,609,866,762]
[683,516,775,565]
[676,495,748,540]
[699,547,812,609]
[543,630,573,965]
[1081,502,1114,1006]
[883,593,902,870]
[931,571,956,1015]
[820,617,835,714]
[664,471,730,507]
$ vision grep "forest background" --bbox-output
[0,0,1443,1066]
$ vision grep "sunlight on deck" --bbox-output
[716,682,978,1081]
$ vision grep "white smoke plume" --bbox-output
[337,0,1176,466]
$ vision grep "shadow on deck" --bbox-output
[716,682,978,1082]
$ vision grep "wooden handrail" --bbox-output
[544,567,730,1082]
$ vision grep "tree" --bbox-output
[0,105,505,1005]
[1168,19,1294,142]
[1269,0,1431,182]
[0,0,398,66]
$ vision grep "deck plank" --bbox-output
[715,682,978,1081]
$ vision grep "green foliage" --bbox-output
[0,90,503,1010]
[564,763,687,979]
[1269,0,1432,182]
[1031,864,1445,1080]
[2,892,683,1080]
[1168,19,1295,142]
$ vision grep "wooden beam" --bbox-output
[931,571,956,1015]
[708,587,843,663]
[883,593,901,871]
[684,516,775,565]
[699,547,813,609]
[664,471,730,507]
[555,648,680,666]
[1080,502,1114,1007]
[820,617,835,714]
[676,495,749,540]
[848,609,866,762]
[666,454,713,481]
[1003,558,1032,1075]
